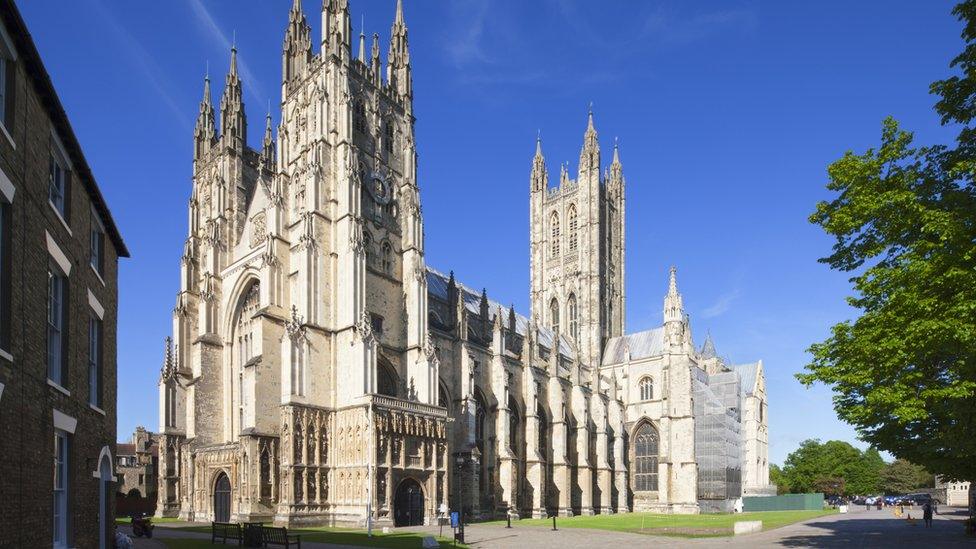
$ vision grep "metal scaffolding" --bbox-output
[693,368,743,502]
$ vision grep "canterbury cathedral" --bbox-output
[157,0,771,527]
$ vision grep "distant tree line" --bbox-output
[770,439,933,496]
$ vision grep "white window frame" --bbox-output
[90,208,105,282]
[48,132,73,231]
[53,429,69,548]
[0,18,16,148]
[88,312,102,409]
[47,263,67,386]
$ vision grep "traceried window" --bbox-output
[384,118,394,153]
[567,204,578,252]
[634,423,659,492]
[549,212,560,258]
[235,283,260,426]
[363,232,373,268]
[537,404,547,459]
[508,397,519,454]
[354,100,367,134]
[639,376,653,401]
[550,298,559,335]
[567,293,578,344]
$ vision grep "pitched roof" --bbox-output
[700,332,717,359]
[0,0,128,257]
[601,327,666,365]
[731,361,761,396]
[426,267,576,359]
[116,443,136,456]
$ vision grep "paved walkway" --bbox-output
[123,507,975,548]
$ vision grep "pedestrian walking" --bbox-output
[923,502,933,527]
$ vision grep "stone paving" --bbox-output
[123,507,976,548]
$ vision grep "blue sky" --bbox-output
[19,0,962,465]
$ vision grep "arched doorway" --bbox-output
[97,450,113,549]
[214,472,231,522]
[393,478,424,526]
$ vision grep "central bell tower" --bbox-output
[529,110,625,373]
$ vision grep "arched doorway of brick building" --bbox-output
[214,472,231,522]
[393,478,425,526]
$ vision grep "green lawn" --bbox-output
[158,526,465,548]
[486,509,837,537]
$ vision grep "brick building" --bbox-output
[0,1,129,547]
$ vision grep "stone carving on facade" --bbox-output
[285,306,306,341]
[250,211,267,248]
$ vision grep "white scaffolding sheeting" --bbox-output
[693,368,743,501]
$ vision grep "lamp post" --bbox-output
[454,452,465,544]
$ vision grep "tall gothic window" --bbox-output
[550,298,559,335]
[508,397,520,454]
[537,404,547,459]
[363,232,373,268]
[639,376,653,401]
[634,423,659,491]
[567,294,578,344]
[549,212,560,258]
[165,384,176,427]
[567,204,578,252]
[381,242,393,275]
[260,444,273,499]
[235,283,260,429]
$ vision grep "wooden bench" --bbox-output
[261,525,301,548]
[211,521,243,545]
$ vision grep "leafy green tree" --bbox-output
[813,476,846,497]
[799,0,976,484]
[770,464,791,495]
[781,439,884,495]
[880,459,934,494]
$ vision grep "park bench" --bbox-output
[211,521,243,545]
[260,525,301,548]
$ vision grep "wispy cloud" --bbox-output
[702,288,741,319]
[91,0,190,129]
[641,6,759,46]
[185,0,266,106]
[444,0,493,68]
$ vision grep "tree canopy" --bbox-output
[799,0,976,483]
[880,459,934,495]
[779,439,885,496]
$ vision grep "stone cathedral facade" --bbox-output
[157,0,770,527]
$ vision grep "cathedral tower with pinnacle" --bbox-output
[530,109,625,376]
[159,0,770,527]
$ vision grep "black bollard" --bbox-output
[552,515,557,531]
[507,514,512,528]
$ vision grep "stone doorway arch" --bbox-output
[213,472,232,522]
[393,478,425,526]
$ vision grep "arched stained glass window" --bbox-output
[634,423,659,492]
[568,204,578,252]
[550,298,559,335]
[550,212,560,258]
[567,294,578,344]
[639,376,653,401]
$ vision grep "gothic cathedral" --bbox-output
[158,0,771,527]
